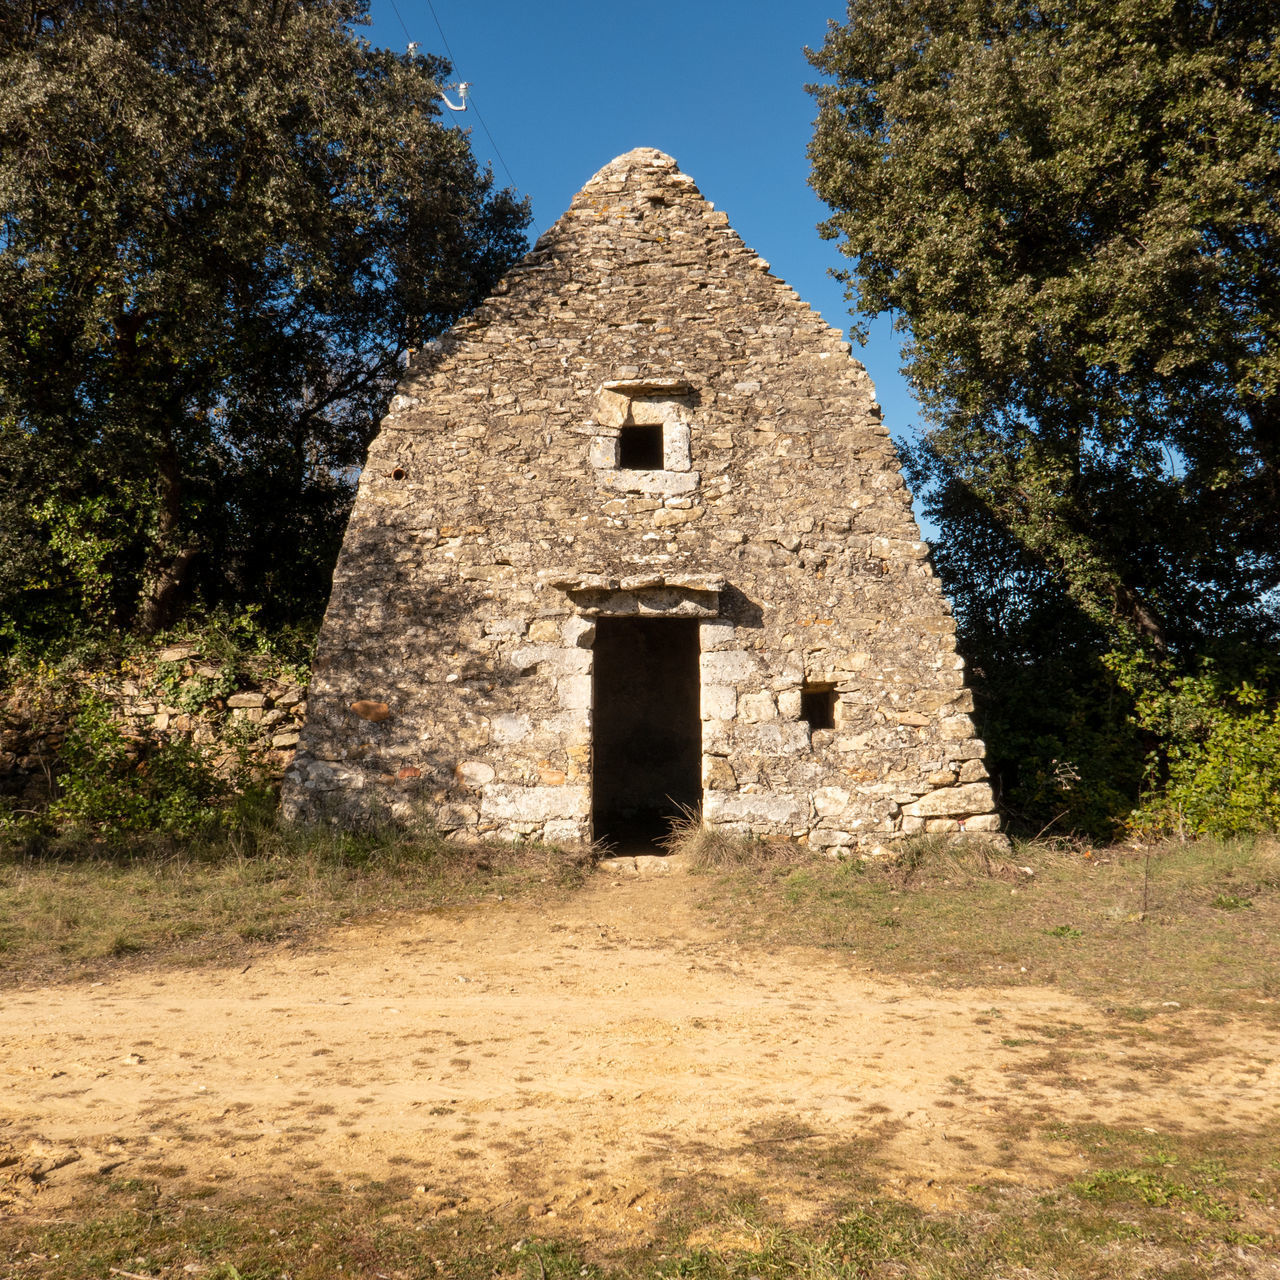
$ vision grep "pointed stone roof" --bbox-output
[402,146,857,392]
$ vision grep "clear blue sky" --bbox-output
[364,0,923,455]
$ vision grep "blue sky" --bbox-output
[363,0,922,453]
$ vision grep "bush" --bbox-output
[1113,649,1280,839]
[39,692,233,841]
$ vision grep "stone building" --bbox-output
[282,148,999,851]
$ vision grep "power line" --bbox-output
[421,0,458,69]
[386,0,412,44]
[391,0,539,237]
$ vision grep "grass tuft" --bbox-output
[660,808,812,869]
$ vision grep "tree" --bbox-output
[809,0,1280,835]
[0,0,529,643]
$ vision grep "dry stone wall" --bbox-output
[1,645,307,813]
[282,148,999,851]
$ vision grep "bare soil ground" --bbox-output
[3,859,1278,1248]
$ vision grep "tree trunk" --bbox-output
[136,436,197,634]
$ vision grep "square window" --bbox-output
[801,683,837,731]
[618,424,664,470]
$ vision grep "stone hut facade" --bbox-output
[282,148,999,851]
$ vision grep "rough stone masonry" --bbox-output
[281,148,1000,851]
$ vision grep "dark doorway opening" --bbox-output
[592,617,701,850]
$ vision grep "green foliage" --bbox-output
[41,692,231,840]
[1110,649,1280,838]
[809,1,1280,836]
[1073,1166,1233,1220]
[0,1,529,645]
[0,615,313,844]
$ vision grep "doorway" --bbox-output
[591,617,701,849]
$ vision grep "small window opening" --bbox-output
[618,424,663,470]
[801,683,837,731]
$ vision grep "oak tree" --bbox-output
[809,0,1280,833]
[0,0,529,641]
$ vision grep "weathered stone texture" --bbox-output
[282,147,999,848]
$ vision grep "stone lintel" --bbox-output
[567,587,720,618]
[600,378,693,397]
[540,569,724,594]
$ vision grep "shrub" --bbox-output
[1112,650,1280,839]
[39,691,231,841]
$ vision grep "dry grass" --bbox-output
[0,817,595,988]
[690,832,1280,1019]
[660,807,808,869]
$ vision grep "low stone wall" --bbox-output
[0,644,308,816]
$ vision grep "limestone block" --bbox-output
[596,389,630,427]
[809,828,855,848]
[963,814,1002,832]
[436,802,479,829]
[938,715,977,740]
[959,759,989,783]
[483,617,527,637]
[813,786,851,818]
[738,691,777,722]
[599,469,700,497]
[894,710,930,728]
[777,688,802,720]
[557,675,592,709]
[924,817,961,833]
[663,423,692,471]
[702,755,736,790]
[509,646,590,676]
[490,713,531,744]
[480,784,590,822]
[699,649,760,684]
[296,758,365,791]
[701,685,737,721]
[870,536,930,560]
[901,815,925,834]
[544,819,589,844]
[704,790,804,825]
[652,506,703,528]
[901,782,996,818]
[698,620,735,651]
[562,615,596,648]
[730,722,812,755]
[589,436,620,468]
[455,760,495,789]
[527,619,560,643]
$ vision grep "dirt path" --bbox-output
[3,862,1278,1239]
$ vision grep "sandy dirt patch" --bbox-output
[3,862,1278,1238]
